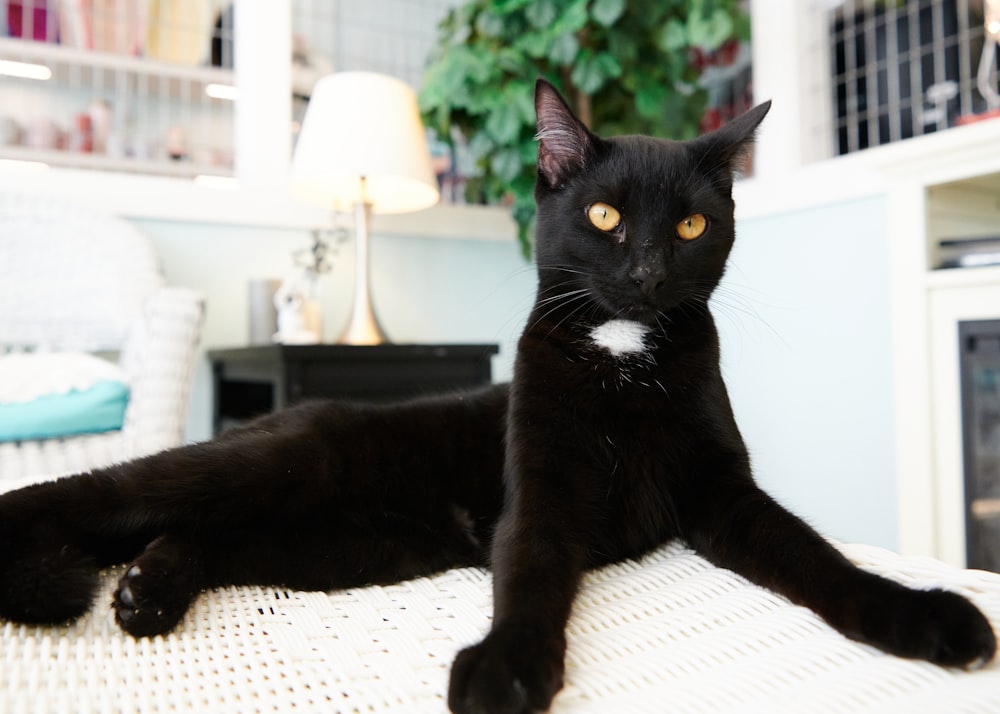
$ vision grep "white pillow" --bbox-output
[0,352,127,404]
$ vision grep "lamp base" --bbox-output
[337,199,388,345]
[337,308,387,345]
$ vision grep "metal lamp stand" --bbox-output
[337,187,388,345]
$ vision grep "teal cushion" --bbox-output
[0,379,130,442]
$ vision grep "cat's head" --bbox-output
[533,79,769,329]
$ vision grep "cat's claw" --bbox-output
[116,583,135,607]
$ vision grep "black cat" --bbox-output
[0,81,994,714]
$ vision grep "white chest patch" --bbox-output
[589,319,651,358]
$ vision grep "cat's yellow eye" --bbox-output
[587,202,621,232]
[677,214,707,241]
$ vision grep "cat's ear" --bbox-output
[692,100,771,179]
[535,79,596,188]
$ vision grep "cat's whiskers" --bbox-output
[535,288,589,308]
[652,311,672,342]
[541,295,600,340]
[494,269,585,338]
[683,279,786,348]
[540,265,589,276]
[528,289,597,336]
[496,267,595,343]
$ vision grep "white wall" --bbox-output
[719,195,897,549]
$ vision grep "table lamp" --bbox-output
[288,71,440,345]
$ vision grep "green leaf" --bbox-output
[571,53,603,94]
[491,147,523,183]
[687,8,733,50]
[606,27,637,66]
[596,52,622,78]
[635,83,668,119]
[515,30,551,58]
[494,0,532,12]
[591,0,625,27]
[507,81,537,124]
[570,50,621,94]
[475,10,505,38]
[525,0,558,29]
[552,0,588,34]
[656,19,687,52]
[495,46,529,73]
[485,102,524,144]
[732,11,751,42]
[466,131,496,162]
[549,31,579,65]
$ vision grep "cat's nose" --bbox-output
[630,266,665,297]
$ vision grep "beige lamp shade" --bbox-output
[289,71,440,214]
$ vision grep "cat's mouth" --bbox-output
[619,302,662,327]
[590,283,666,328]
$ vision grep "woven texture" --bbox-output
[0,194,205,480]
[0,478,996,714]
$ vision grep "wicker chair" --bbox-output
[0,193,204,481]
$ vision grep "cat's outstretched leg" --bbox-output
[682,473,997,668]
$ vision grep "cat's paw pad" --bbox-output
[112,536,201,638]
[448,624,564,714]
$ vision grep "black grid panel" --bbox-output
[830,0,997,156]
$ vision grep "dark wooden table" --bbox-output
[208,343,499,434]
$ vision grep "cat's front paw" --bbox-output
[448,623,565,714]
[889,588,997,668]
[852,585,997,668]
[113,535,202,637]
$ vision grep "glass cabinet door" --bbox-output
[961,320,1000,572]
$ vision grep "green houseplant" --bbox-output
[419,0,750,257]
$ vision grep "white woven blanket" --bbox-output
[1,498,998,712]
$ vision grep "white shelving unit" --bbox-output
[873,124,1000,567]
[0,1,518,242]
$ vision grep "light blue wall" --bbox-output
[140,194,898,551]
[718,195,897,549]
[138,220,535,444]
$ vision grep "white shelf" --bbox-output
[0,159,516,241]
[927,265,1000,290]
[0,145,233,179]
[0,37,233,86]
